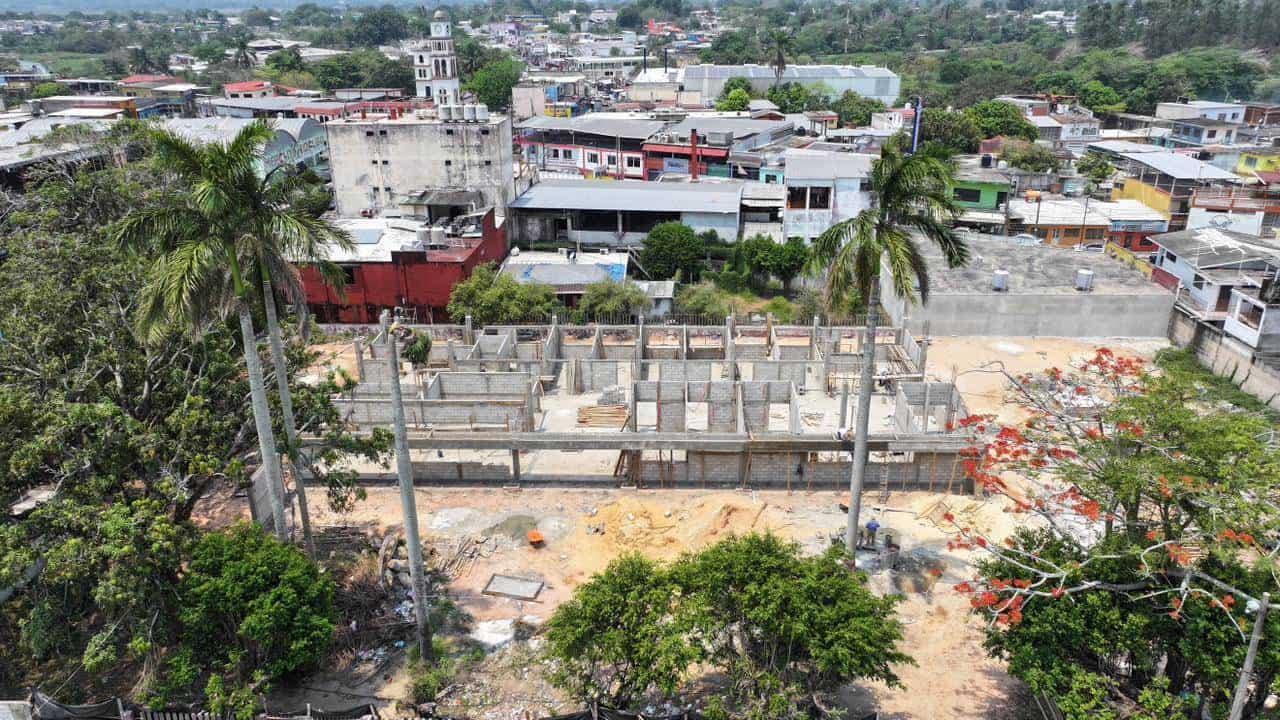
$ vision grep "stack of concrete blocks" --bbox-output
[598,385,626,406]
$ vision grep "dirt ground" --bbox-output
[253,335,1171,718]
[925,336,1168,422]
[267,486,1025,719]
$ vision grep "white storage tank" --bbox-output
[415,227,430,244]
[463,104,477,122]
[992,269,1009,292]
[438,104,453,121]
[430,226,446,245]
[1075,268,1094,292]
[475,104,490,121]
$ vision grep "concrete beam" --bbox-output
[305,431,970,454]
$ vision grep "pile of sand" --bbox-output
[568,493,789,570]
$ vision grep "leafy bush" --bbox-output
[447,263,562,325]
[161,524,335,714]
[639,222,705,281]
[578,280,651,321]
[545,534,910,715]
[401,330,432,365]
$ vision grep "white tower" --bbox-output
[414,10,461,105]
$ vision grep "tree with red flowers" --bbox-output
[943,349,1280,719]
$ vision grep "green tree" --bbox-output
[545,554,696,705]
[719,76,754,99]
[766,236,811,294]
[1076,152,1115,184]
[545,535,911,715]
[465,57,524,110]
[833,91,886,126]
[764,29,792,86]
[918,107,982,153]
[578,279,652,321]
[964,100,1037,141]
[30,81,63,99]
[0,124,385,700]
[1000,140,1059,172]
[446,263,560,325]
[347,4,409,46]
[164,524,335,711]
[715,87,751,111]
[1078,79,1126,114]
[810,136,968,553]
[639,221,705,281]
[265,47,305,74]
[955,351,1280,719]
[672,534,912,716]
[113,121,353,553]
[241,7,273,27]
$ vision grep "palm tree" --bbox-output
[764,29,792,87]
[810,138,970,557]
[114,121,351,553]
[231,36,255,69]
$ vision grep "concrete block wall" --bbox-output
[437,372,530,396]
[581,361,621,392]
[664,451,972,492]
[707,381,737,432]
[657,381,686,431]
[1171,310,1280,410]
[333,397,528,430]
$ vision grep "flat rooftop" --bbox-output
[916,235,1166,295]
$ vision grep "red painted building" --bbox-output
[302,209,507,323]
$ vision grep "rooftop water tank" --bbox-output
[438,104,453,121]
[992,269,1009,292]
[1075,268,1095,292]
[415,227,430,244]
[475,104,490,121]
[463,104,477,122]
[431,226,446,244]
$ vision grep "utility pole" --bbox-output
[1229,592,1270,720]
[381,310,432,661]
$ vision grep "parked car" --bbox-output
[1011,233,1041,246]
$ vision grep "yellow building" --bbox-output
[1237,149,1280,177]
[1111,176,1175,219]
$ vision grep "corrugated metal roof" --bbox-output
[517,114,666,139]
[1117,151,1239,180]
[1150,227,1280,267]
[510,179,743,213]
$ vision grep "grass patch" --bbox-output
[29,52,107,77]
[1154,347,1280,423]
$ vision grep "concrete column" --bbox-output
[725,315,735,380]
[919,320,931,378]
[511,449,521,484]
[464,314,474,346]
[353,337,366,381]
[840,382,849,427]
[811,314,820,360]
[635,316,646,382]
[446,339,456,370]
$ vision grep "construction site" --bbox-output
[318,317,974,495]
[247,320,1171,719]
